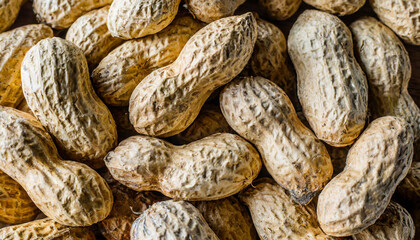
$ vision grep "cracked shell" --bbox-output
[303,0,366,16]
[185,0,246,23]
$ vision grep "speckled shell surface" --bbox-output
[317,116,413,237]
[129,13,257,137]
[350,17,420,141]
[33,0,112,29]
[352,202,415,240]
[108,0,181,39]
[105,133,262,200]
[0,218,96,239]
[0,106,113,226]
[0,0,24,33]
[21,37,117,169]
[0,24,53,108]
[185,0,246,23]
[131,200,220,240]
[288,10,368,147]
[369,0,419,45]
[303,0,366,15]
[93,15,202,106]
[239,178,335,240]
[66,6,124,68]
[220,76,332,204]
[258,0,302,20]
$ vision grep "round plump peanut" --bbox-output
[21,37,117,169]
[220,76,332,204]
[317,116,413,237]
[258,0,302,20]
[105,133,261,201]
[0,0,24,33]
[288,10,368,147]
[303,0,366,15]
[129,13,257,137]
[185,0,246,23]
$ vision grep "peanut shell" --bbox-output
[303,0,366,16]
[185,0,246,23]
[258,0,302,20]
[0,0,24,33]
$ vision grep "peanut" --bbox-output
[258,0,302,20]
[105,133,261,200]
[0,24,53,108]
[66,6,124,68]
[0,0,24,33]
[107,0,181,39]
[0,106,113,226]
[15,98,33,116]
[317,116,413,236]
[303,0,366,16]
[92,14,202,106]
[185,0,246,23]
[131,200,219,240]
[21,37,118,169]
[369,0,420,45]
[288,10,368,147]
[220,76,332,204]
[129,13,257,137]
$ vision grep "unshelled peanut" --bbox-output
[0,0,24,33]
[303,0,366,15]
[185,0,246,23]
[258,0,302,20]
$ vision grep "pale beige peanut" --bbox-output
[131,200,219,240]
[317,116,413,237]
[129,13,257,137]
[21,37,117,169]
[0,218,96,239]
[303,0,366,15]
[185,0,246,23]
[370,0,419,45]
[108,0,181,39]
[220,76,332,204]
[66,6,124,68]
[105,133,261,201]
[0,24,53,108]
[0,106,113,226]
[0,0,24,33]
[288,10,368,147]
[258,0,302,20]
[33,0,112,29]
[93,14,202,106]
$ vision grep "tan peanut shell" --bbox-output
[131,200,219,240]
[21,37,117,169]
[288,10,368,147]
[258,0,302,20]
[92,14,202,106]
[105,133,261,201]
[0,170,38,224]
[66,6,124,68]
[193,197,257,240]
[350,17,420,142]
[303,0,366,16]
[369,0,420,45]
[0,0,24,33]
[33,0,112,29]
[107,0,181,39]
[0,24,53,108]
[352,202,415,240]
[240,178,335,240]
[317,116,414,237]
[185,0,246,23]
[129,13,257,137]
[0,218,96,239]
[0,106,113,226]
[220,76,332,204]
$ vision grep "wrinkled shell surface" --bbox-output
[317,116,413,236]
[220,76,332,204]
[185,0,246,23]
[108,0,181,39]
[0,106,113,226]
[33,0,112,29]
[129,13,257,137]
[21,37,117,169]
[105,133,262,200]
[258,0,302,20]
[0,24,53,108]
[131,200,219,240]
[303,0,366,15]
[0,0,24,33]
[93,15,202,106]
[370,0,420,45]
[239,179,335,240]
[288,10,368,147]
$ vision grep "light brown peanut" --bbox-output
[303,0,366,15]
[105,133,261,201]
[21,37,117,169]
[129,13,257,137]
[0,0,24,33]
[288,10,368,147]
[220,76,332,204]
[0,106,113,226]
[317,116,413,236]
[185,0,246,23]
[258,0,302,20]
